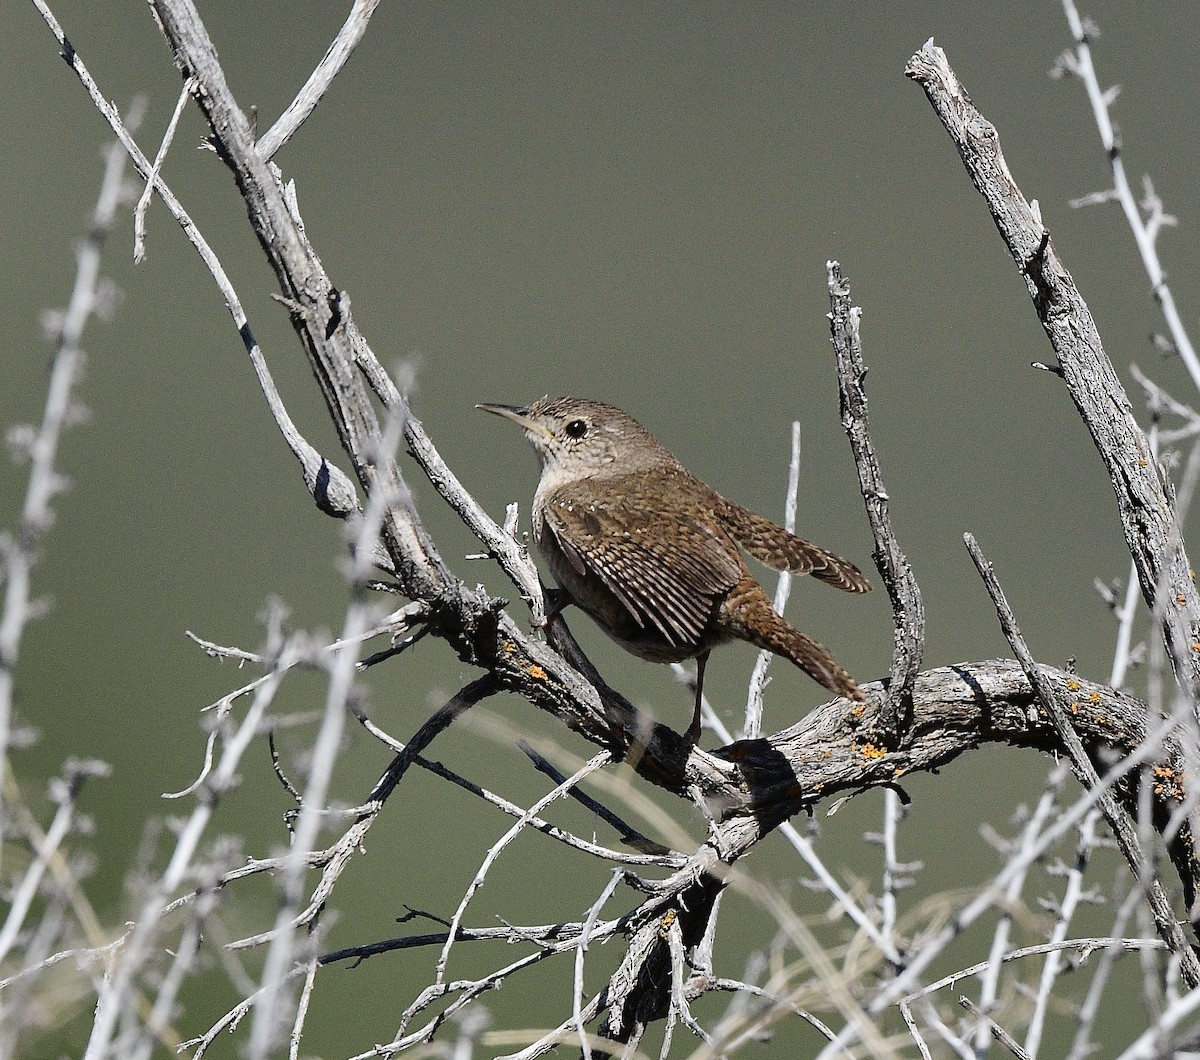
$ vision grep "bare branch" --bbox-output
[574,870,626,1058]
[1058,0,1199,389]
[973,762,1070,1053]
[434,751,613,983]
[0,99,140,857]
[517,739,672,857]
[958,996,1031,1060]
[906,38,1200,713]
[85,622,301,1058]
[350,720,683,867]
[828,262,925,737]
[132,77,193,261]
[247,406,410,1058]
[744,420,803,737]
[256,0,382,160]
[224,676,500,951]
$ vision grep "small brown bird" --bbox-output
[479,397,870,743]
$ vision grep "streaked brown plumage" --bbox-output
[479,397,870,743]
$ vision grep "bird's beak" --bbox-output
[476,402,550,440]
[476,402,532,426]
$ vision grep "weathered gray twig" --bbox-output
[1055,0,1199,390]
[958,996,1031,1060]
[255,0,382,160]
[574,870,626,1059]
[354,719,682,867]
[517,739,671,857]
[132,77,192,261]
[828,261,925,737]
[905,933,1167,1011]
[973,762,1070,1055]
[0,98,141,879]
[434,751,613,984]
[33,0,361,524]
[85,616,300,1058]
[224,675,500,952]
[248,405,411,1058]
[744,420,803,737]
[1024,810,1102,1056]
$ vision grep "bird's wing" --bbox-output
[542,479,743,648]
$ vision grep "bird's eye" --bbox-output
[564,419,589,439]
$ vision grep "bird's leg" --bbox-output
[685,651,710,745]
[534,587,570,632]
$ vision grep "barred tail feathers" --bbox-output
[721,578,864,702]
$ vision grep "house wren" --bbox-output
[479,397,870,743]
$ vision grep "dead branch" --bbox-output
[906,38,1200,712]
[828,262,926,738]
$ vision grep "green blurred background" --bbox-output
[4,1,1198,1055]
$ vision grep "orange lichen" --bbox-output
[1089,691,1101,704]
[658,909,677,938]
[1066,678,1082,692]
[1153,766,1186,802]
[858,743,886,760]
[525,663,547,680]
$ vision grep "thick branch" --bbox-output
[149,0,450,602]
[587,659,1199,1047]
[905,40,1200,712]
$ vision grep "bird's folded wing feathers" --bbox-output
[543,487,742,647]
[719,500,871,593]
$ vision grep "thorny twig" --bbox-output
[1054,0,1199,389]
